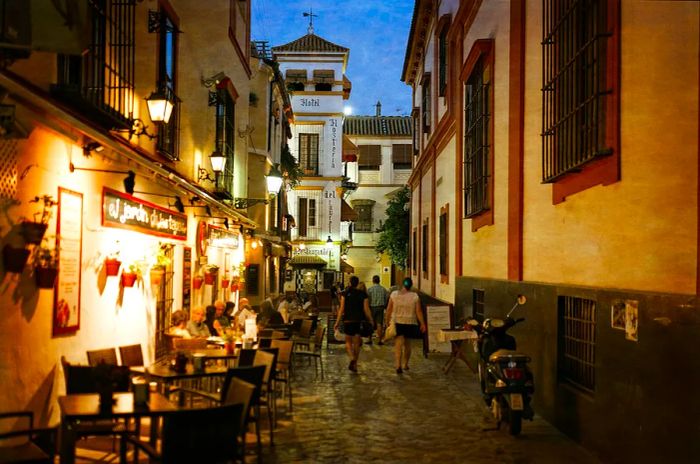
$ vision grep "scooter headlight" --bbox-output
[495,379,506,388]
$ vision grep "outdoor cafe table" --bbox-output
[130,364,229,405]
[58,391,176,464]
[438,328,478,374]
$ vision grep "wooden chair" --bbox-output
[295,326,326,379]
[271,339,294,411]
[0,411,56,463]
[86,348,118,366]
[253,350,277,446]
[238,348,257,367]
[293,319,314,350]
[118,344,144,367]
[172,337,207,350]
[125,403,244,463]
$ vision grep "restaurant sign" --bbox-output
[102,187,187,240]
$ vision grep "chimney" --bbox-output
[375,100,382,116]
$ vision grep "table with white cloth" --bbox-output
[437,329,478,374]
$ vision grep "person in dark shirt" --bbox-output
[334,276,374,373]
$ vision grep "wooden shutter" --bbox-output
[359,145,381,168]
[298,197,308,236]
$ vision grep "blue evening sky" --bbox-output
[251,0,414,117]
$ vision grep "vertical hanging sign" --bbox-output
[53,188,83,336]
[327,117,342,175]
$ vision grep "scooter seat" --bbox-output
[489,349,530,363]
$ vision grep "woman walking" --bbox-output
[334,276,374,372]
[385,278,426,374]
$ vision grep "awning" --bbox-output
[340,260,354,273]
[342,135,358,162]
[288,255,327,268]
[340,199,358,221]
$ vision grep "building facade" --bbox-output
[0,0,285,421]
[403,0,699,461]
[344,108,412,287]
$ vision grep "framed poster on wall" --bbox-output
[53,188,83,336]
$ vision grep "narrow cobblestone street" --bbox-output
[258,333,600,464]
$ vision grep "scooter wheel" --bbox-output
[508,411,522,435]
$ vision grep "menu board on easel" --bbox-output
[426,305,452,353]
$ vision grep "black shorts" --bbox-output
[343,321,361,336]
[395,323,422,339]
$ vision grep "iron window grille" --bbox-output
[558,295,596,393]
[472,288,485,322]
[354,204,373,232]
[359,145,381,171]
[421,74,431,134]
[438,26,448,96]
[299,133,319,176]
[53,0,135,131]
[541,0,612,182]
[439,209,447,276]
[155,10,179,160]
[392,144,412,169]
[215,88,235,197]
[463,56,490,218]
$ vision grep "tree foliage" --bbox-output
[280,143,303,188]
[375,186,410,269]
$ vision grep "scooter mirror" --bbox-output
[491,319,505,328]
[517,295,527,305]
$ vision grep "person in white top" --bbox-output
[277,295,293,323]
[385,277,426,374]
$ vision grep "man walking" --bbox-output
[367,275,389,345]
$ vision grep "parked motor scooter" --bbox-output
[467,295,534,435]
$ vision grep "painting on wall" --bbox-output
[611,299,626,330]
[53,188,83,336]
[625,299,639,342]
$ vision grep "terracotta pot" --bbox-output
[193,276,204,289]
[204,273,216,285]
[230,283,238,292]
[150,268,165,286]
[2,245,30,273]
[20,222,48,245]
[35,266,58,289]
[104,258,121,276]
[221,279,230,289]
[224,342,235,355]
[121,272,138,287]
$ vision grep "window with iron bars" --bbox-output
[421,221,428,276]
[472,288,485,322]
[53,0,135,131]
[542,0,612,182]
[438,23,448,97]
[354,204,373,232]
[463,55,490,218]
[421,74,431,134]
[216,88,235,196]
[156,10,179,160]
[558,295,596,394]
[298,133,319,176]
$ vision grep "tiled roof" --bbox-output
[272,33,348,53]
[344,116,412,137]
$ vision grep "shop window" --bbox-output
[299,133,319,175]
[461,39,494,231]
[156,6,180,160]
[53,0,135,130]
[558,295,596,393]
[421,73,431,134]
[542,0,619,191]
[392,144,412,170]
[358,145,381,170]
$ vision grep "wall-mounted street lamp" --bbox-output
[266,164,283,196]
[325,236,333,248]
[198,150,226,184]
[145,89,174,124]
[69,162,136,195]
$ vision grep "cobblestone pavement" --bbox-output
[255,337,600,464]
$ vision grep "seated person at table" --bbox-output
[237,304,256,329]
[212,300,231,336]
[226,301,236,318]
[259,299,285,327]
[169,310,191,338]
[204,304,217,334]
[277,295,293,323]
[186,306,211,338]
[232,297,249,330]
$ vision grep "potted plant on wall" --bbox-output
[203,264,219,285]
[2,244,31,273]
[149,245,171,286]
[221,272,230,289]
[34,238,58,289]
[193,275,204,290]
[19,195,57,245]
[121,263,141,288]
[104,250,122,277]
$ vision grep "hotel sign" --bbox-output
[102,187,187,240]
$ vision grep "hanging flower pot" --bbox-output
[204,273,216,285]
[203,264,219,285]
[20,221,48,245]
[193,276,204,289]
[35,266,58,289]
[2,245,30,273]
[221,279,230,289]
[150,266,165,286]
[121,272,138,288]
[230,283,238,292]
[104,258,122,276]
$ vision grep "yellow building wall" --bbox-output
[460,0,511,281]
[522,1,699,294]
[420,165,433,292]
[435,138,456,303]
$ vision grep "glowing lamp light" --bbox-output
[251,240,258,250]
[343,106,353,116]
[145,90,174,124]
[265,164,283,195]
[298,243,306,250]
[209,150,226,172]
[325,236,333,248]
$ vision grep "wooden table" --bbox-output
[437,329,478,374]
[58,392,176,464]
[131,365,229,405]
